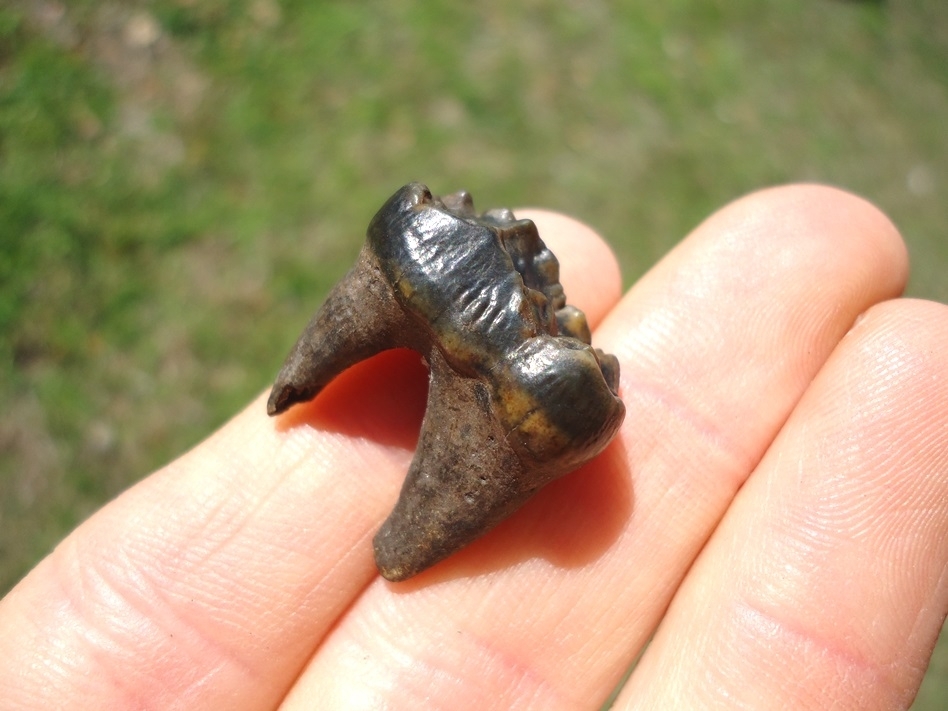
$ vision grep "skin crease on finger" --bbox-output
[617,299,948,710]
[277,186,913,710]
[0,212,621,709]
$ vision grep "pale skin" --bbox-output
[3,185,948,710]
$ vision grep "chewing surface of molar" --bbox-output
[268,183,625,581]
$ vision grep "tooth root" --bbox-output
[267,249,404,416]
[373,349,533,582]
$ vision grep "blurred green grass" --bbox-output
[2,0,947,705]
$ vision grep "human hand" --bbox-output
[2,185,947,710]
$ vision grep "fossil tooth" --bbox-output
[268,183,625,581]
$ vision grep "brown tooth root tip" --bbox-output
[269,183,625,580]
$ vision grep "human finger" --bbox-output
[618,299,948,710]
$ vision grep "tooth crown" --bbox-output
[268,183,625,581]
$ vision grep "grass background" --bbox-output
[2,0,947,705]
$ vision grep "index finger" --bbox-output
[0,210,622,708]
